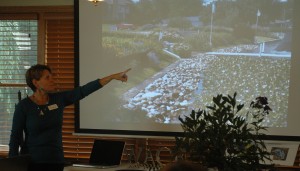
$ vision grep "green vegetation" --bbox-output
[175,93,273,171]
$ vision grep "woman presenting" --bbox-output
[9,64,130,171]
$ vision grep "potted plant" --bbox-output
[174,92,273,171]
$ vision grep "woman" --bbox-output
[9,64,130,171]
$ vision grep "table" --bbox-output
[64,163,150,171]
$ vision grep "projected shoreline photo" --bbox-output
[77,0,294,134]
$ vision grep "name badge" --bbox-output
[48,104,58,111]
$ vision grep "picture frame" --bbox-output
[265,142,299,166]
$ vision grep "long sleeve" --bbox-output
[9,103,26,157]
[59,79,103,106]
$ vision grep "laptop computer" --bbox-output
[0,155,31,171]
[73,139,125,169]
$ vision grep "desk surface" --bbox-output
[64,163,148,171]
[65,164,300,171]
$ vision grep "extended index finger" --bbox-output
[123,68,131,74]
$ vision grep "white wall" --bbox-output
[0,0,73,6]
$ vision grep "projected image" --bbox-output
[97,0,292,127]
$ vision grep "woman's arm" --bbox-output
[99,68,131,86]
[61,68,131,106]
[9,104,26,157]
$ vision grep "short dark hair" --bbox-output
[25,64,52,92]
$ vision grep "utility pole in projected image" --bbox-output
[255,9,261,34]
[209,2,215,46]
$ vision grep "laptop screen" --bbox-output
[89,139,125,166]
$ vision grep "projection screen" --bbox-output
[74,0,300,139]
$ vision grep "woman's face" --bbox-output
[33,70,55,92]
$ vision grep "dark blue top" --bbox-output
[9,79,102,163]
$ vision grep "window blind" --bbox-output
[0,17,38,145]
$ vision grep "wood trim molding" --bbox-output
[0,6,73,13]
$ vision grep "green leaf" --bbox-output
[175,92,272,170]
